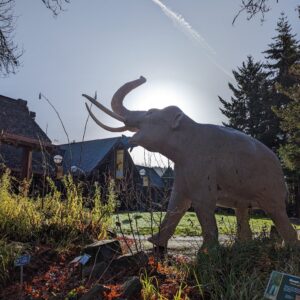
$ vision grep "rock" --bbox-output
[83,240,122,265]
[121,276,142,299]
[79,284,110,300]
[82,261,108,279]
[111,251,148,274]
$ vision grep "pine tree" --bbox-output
[276,64,300,171]
[219,56,276,148]
[275,63,300,217]
[264,13,300,88]
[260,14,300,151]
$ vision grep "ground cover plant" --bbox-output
[113,211,300,236]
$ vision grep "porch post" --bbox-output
[21,146,32,180]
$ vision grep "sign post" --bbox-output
[14,254,31,299]
[70,253,91,280]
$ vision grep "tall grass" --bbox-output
[0,170,117,286]
[192,238,300,299]
[0,170,116,244]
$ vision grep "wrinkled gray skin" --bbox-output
[83,76,299,247]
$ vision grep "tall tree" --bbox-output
[264,14,299,87]
[276,64,300,170]
[263,13,300,146]
[275,63,300,216]
[219,56,277,149]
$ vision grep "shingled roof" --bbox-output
[0,95,51,145]
[59,136,132,174]
[136,165,165,189]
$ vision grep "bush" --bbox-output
[0,170,117,245]
[0,240,22,288]
[192,238,300,299]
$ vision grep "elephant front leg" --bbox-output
[148,189,191,247]
[193,198,218,248]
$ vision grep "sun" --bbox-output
[127,81,197,117]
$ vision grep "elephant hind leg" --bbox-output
[235,206,252,241]
[258,197,298,246]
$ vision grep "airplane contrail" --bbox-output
[151,0,234,79]
[151,0,216,55]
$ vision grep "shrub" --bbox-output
[0,170,117,245]
[192,238,300,300]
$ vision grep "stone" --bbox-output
[79,284,110,300]
[82,261,108,279]
[121,276,142,299]
[83,240,122,265]
[111,251,148,274]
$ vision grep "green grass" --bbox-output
[113,211,299,236]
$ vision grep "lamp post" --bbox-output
[53,155,63,180]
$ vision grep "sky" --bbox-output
[1,0,299,164]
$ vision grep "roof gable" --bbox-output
[0,95,51,144]
[59,136,130,174]
[136,165,165,188]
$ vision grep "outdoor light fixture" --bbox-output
[53,155,63,165]
[71,165,78,173]
[139,169,149,187]
[139,169,146,176]
[53,155,63,180]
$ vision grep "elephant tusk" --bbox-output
[85,103,129,132]
[111,76,147,116]
[82,94,125,122]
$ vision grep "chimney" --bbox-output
[29,111,36,120]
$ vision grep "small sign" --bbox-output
[264,271,300,300]
[70,254,91,266]
[14,254,31,267]
[79,254,91,265]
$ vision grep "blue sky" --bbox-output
[1,1,299,163]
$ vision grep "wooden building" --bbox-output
[0,95,54,180]
[59,136,142,209]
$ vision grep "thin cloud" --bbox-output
[151,0,216,55]
[151,0,234,79]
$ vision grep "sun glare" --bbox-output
[128,81,198,118]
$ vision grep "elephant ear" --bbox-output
[171,112,184,130]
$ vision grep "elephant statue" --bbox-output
[83,76,298,248]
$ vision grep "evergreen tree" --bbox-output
[264,14,300,88]
[276,64,300,170]
[261,14,300,150]
[275,63,300,217]
[219,56,276,148]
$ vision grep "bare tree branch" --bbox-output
[0,0,22,76]
[233,0,280,24]
[0,0,70,76]
[41,0,70,16]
